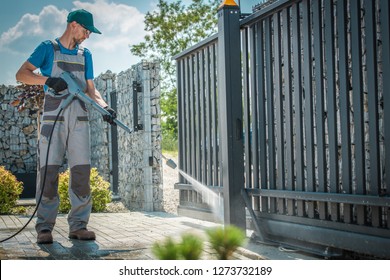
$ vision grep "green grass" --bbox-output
[161,134,178,152]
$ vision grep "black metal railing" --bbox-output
[173,35,223,221]
[174,0,390,258]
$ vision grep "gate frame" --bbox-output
[174,0,390,258]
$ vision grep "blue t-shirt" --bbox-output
[27,38,94,80]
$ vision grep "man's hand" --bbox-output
[103,106,117,125]
[45,77,68,93]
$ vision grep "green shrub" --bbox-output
[152,237,181,260]
[58,167,111,213]
[0,166,23,214]
[161,133,178,152]
[179,233,204,260]
[206,225,246,260]
[11,206,27,215]
[152,226,246,260]
[152,233,204,260]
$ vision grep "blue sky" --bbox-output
[0,0,257,86]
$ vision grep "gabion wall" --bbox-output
[0,60,163,211]
[91,60,163,211]
[0,86,38,174]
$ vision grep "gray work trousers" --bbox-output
[36,94,91,233]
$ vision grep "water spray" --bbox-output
[178,169,223,222]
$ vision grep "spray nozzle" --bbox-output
[161,153,177,169]
[165,159,177,169]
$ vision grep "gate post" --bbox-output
[217,0,245,228]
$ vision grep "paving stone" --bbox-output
[0,211,320,260]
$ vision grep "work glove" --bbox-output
[45,77,68,93]
[103,106,117,125]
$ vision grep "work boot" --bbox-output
[69,228,96,240]
[37,230,53,244]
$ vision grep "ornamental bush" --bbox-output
[152,237,181,260]
[152,233,204,260]
[206,225,246,260]
[152,226,247,260]
[58,167,111,213]
[0,166,23,214]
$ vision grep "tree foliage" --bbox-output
[131,0,219,143]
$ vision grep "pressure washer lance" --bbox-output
[61,71,177,169]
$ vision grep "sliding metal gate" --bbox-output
[174,0,390,258]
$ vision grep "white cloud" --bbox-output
[0,5,67,52]
[0,0,149,81]
[0,1,146,54]
[71,0,146,51]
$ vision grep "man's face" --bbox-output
[74,23,91,44]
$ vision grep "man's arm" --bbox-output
[16,61,48,85]
[85,79,117,124]
[85,79,108,108]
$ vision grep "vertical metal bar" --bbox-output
[250,24,260,211]
[184,57,191,200]
[190,54,196,183]
[205,45,212,186]
[195,53,200,184]
[364,0,381,227]
[210,43,219,187]
[380,0,390,230]
[265,15,276,214]
[197,50,203,205]
[181,58,187,195]
[388,208,390,230]
[199,49,206,185]
[257,20,269,213]
[324,0,340,222]
[193,190,197,207]
[178,59,185,182]
[350,0,366,225]
[110,90,119,195]
[302,0,315,218]
[274,12,286,214]
[292,2,304,217]
[185,57,191,180]
[312,0,327,220]
[177,60,182,177]
[132,81,139,130]
[192,53,198,190]
[337,0,353,223]
[195,52,201,182]
[242,28,252,190]
[176,58,186,203]
[282,7,294,216]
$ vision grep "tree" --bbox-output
[130,0,219,145]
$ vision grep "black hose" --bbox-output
[0,108,63,243]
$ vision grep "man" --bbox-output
[15,9,116,244]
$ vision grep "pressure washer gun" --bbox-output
[60,71,132,133]
[60,71,177,169]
